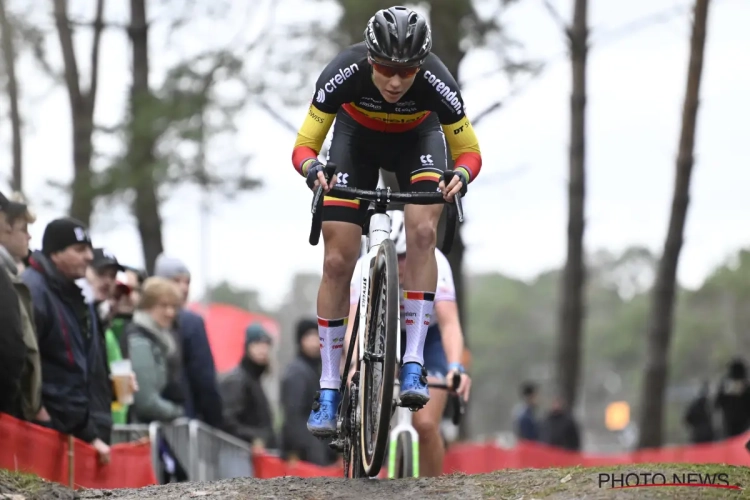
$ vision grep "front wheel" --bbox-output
[359,238,399,476]
[392,432,417,478]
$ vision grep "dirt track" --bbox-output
[3,464,749,500]
[75,464,750,500]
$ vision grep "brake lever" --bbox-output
[311,162,338,215]
[441,170,465,223]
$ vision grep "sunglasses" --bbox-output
[370,58,420,79]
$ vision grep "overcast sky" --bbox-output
[1,0,748,309]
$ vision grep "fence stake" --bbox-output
[67,434,74,488]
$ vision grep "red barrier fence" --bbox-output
[253,432,750,478]
[0,413,157,489]
[3,409,750,487]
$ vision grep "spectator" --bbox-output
[540,395,581,451]
[0,199,42,421]
[120,276,187,483]
[684,380,715,443]
[105,269,144,424]
[715,358,750,438]
[0,193,27,417]
[81,248,129,445]
[121,276,185,422]
[86,248,125,330]
[513,381,540,442]
[154,254,222,428]
[6,191,33,272]
[219,323,278,451]
[22,217,111,464]
[280,319,338,466]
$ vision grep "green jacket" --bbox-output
[105,316,130,424]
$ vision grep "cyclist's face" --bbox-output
[370,58,420,103]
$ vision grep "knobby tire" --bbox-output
[359,239,399,476]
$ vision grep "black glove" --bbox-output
[305,160,326,189]
[442,169,469,196]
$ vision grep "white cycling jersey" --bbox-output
[349,249,456,311]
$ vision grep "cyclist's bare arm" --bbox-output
[434,300,464,367]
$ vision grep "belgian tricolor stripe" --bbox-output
[454,152,482,181]
[323,196,360,209]
[403,291,435,301]
[318,317,348,327]
[410,171,441,184]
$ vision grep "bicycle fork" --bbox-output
[387,406,420,478]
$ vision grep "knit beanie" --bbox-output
[42,217,92,256]
[245,322,272,347]
[295,318,318,345]
[154,253,190,279]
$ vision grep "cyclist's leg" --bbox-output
[393,117,447,406]
[414,375,448,476]
[308,113,380,436]
[412,326,449,476]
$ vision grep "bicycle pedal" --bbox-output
[329,439,345,452]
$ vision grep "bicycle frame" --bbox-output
[308,163,465,478]
[387,334,420,478]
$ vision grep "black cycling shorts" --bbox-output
[322,110,449,226]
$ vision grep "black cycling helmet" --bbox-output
[364,6,432,66]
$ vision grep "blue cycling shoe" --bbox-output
[399,362,430,409]
[307,389,341,437]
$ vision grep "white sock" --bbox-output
[402,291,435,365]
[318,317,347,390]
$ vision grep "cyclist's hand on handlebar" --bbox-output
[447,368,471,402]
[439,170,468,202]
[306,160,338,192]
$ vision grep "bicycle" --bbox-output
[308,162,465,478]
[387,364,465,478]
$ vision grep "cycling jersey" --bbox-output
[292,42,482,185]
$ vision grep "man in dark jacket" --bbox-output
[540,396,581,451]
[154,254,223,428]
[22,217,110,464]
[84,248,126,445]
[219,323,278,450]
[684,381,715,443]
[280,319,338,466]
[0,192,26,416]
[715,358,750,438]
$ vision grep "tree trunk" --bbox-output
[52,0,104,226]
[128,0,163,275]
[637,0,710,449]
[0,0,23,192]
[555,0,588,409]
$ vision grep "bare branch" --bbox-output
[256,100,297,134]
[87,0,105,104]
[543,0,569,33]
[68,17,127,30]
[52,0,82,107]
[472,101,503,127]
